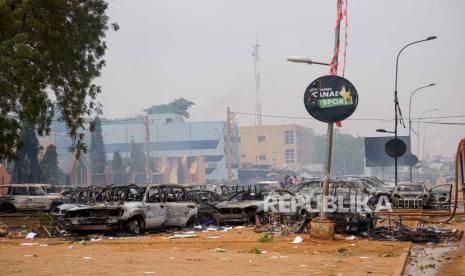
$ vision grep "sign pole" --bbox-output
[320,0,342,219]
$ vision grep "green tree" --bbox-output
[90,117,106,174]
[12,122,41,183]
[40,144,60,184]
[312,130,365,176]
[144,98,195,118]
[111,151,125,184]
[0,0,118,160]
[130,139,145,172]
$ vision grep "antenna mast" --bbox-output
[252,39,262,126]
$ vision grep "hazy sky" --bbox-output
[96,0,465,156]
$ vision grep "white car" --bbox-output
[0,184,64,212]
[57,184,198,234]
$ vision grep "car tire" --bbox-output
[49,202,63,212]
[128,217,145,235]
[186,215,198,228]
[0,203,16,213]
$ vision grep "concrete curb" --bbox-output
[394,242,412,276]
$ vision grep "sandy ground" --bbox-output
[436,222,465,275]
[0,227,412,276]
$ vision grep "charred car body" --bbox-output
[0,184,64,212]
[292,179,379,233]
[392,182,452,209]
[55,184,197,234]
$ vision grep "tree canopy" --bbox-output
[12,122,41,183]
[90,117,106,174]
[130,138,145,172]
[144,98,195,118]
[312,130,365,176]
[0,0,118,160]
[40,144,60,184]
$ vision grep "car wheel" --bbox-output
[128,217,145,235]
[0,203,16,213]
[49,202,63,212]
[186,215,198,228]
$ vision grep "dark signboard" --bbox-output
[385,138,407,158]
[304,75,358,123]
[365,136,411,167]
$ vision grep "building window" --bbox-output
[258,136,266,143]
[284,130,294,144]
[285,149,295,163]
[259,155,266,161]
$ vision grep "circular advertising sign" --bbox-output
[384,138,407,158]
[304,75,358,123]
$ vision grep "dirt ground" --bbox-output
[0,227,412,276]
[436,222,465,275]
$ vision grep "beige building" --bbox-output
[238,125,313,169]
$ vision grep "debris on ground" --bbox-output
[291,236,303,244]
[374,220,464,243]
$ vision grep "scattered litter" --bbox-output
[68,245,76,249]
[211,247,227,253]
[83,257,92,260]
[345,235,357,241]
[235,226,246,229]
[20,243,38,246]
[206,226,218,231]
[261,250,268,254]
[279,256,289,259]
[206,236,220,239]
[23,254,38,257]
[270,256,278,259]
[143,272,156,275]
[168,234,198,239]
[39,244,48,247]
[360,256,372,259]
[193,225,202,230]
[79,241,88,246]
[299,264,308,267]
[222,227,233,232]
[90,238,102,242]
[291,236,303,244]
[25,232,37,240]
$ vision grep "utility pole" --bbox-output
[144,116,151,183]
[252,39,262,126]
[320,0,342,219]
[226,107,233,183]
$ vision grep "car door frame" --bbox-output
[162,186,197,227]
[143,185,167,229]
[28,185,48,210]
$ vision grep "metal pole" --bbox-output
[320,0,341,219]
[394,38,435,186]
[408,84,435,182]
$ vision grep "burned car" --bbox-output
[0,184,64,212]
[294,179,378,233]
[391,182,452,209]
[392,183,429,208]
[56,184,197,234]
[215,187,264,224]
[187,190,224,225]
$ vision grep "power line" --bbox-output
[232,111,465,125]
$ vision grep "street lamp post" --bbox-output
[408,83,436,182]
[393,36,437,186]
[417,108,439,160]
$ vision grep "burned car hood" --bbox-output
[215,200,262,209]
[395,192,428,198]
